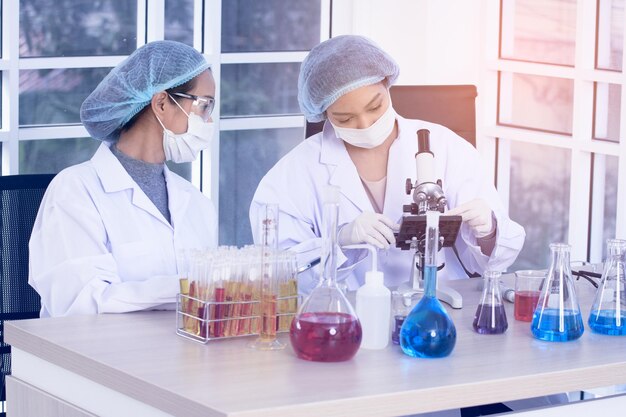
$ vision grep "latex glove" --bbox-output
[447,199,495,239]
[338,212,397,250]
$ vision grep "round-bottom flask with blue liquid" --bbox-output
[400,211,456,358]
[400,266,456,358]
[531,243,584,342]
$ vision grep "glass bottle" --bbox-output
[473,271,508,334]
[531,243,584,342]
[400,211,456,358]
[588,239,626,335]
[289,187,362,362]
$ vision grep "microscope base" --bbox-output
[437,286,463,309]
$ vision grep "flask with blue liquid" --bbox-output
[400,211,456,358]
[588,239,626,335]
[531,243,584,342]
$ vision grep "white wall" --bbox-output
[333,0,482,86]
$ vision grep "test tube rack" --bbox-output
[176,293,300,344]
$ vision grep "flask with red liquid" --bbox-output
[289,186,362,362]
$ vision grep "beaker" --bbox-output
[473,270,508,334]
[514,270,545,322]
[400,211,456,358]
[289,187,362,362]
[588,239,626,335]
[531,243,584,342]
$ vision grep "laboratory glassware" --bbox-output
[250,204,285,350]
[400,211,456,358]
[514,270,545,322]
[588,239,626,335]
[531,243,584,342]
[289,187,362,362]
[473,271,508,334]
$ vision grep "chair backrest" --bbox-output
[304,84,478,147]
[0,174,55,402]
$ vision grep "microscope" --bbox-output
[394,129,463,310]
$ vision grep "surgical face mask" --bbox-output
[330,100,397,149]
[156,96,215,163]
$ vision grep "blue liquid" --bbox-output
[589,310,626,336]
[473,304,508,334]
[400,266,456,358]
[531,309,584,342]
[391,315,405,345]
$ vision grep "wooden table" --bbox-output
[6,277,626,417]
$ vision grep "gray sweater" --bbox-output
[110,145,171,223]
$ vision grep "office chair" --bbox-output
[0,174,55,414]
[304,84,478,147]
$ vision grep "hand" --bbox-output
[447,199,495,239]
[338,212,397,249]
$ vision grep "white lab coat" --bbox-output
[29,143,217,317]
[250,116,525,292]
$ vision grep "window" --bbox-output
[498,72,574,134]
[484,0,625,270]
[589,154,618,260]
[2,0,330,248]
[508,141,571,269]
[216,1,328,246]
[500,0,577,66]
[219,128,304,246]
[19,0,137,57]
[220,63,302,117]
[221,0,322,53]
[4,0,139,177]
[596,0,624,71]
[593,82,622,142]
[164,0,194,46]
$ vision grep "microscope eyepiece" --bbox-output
[417,129,432,155]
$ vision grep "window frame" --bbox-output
[0,0,331,246]
[480,0,626,265]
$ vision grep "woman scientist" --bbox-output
[250,35,525,293]
[29,41,217,317]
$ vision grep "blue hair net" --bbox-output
[298,35,400,123]
[80,40,210,142]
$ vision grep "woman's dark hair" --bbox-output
[121,76,198,133]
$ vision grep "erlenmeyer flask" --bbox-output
[400,211,456,358]
[289,187,362,362]
[473,271,508,334]
[589,239,626,335]
[531,243,584,342]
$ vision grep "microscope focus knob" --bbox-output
[405,178,413,195]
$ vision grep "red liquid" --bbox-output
[289,312,362,362]
[514,291,540,322]
[213,287,226,337]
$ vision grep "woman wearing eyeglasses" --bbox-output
[29,41,217,317]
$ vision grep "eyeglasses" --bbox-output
[170,92,215,122]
